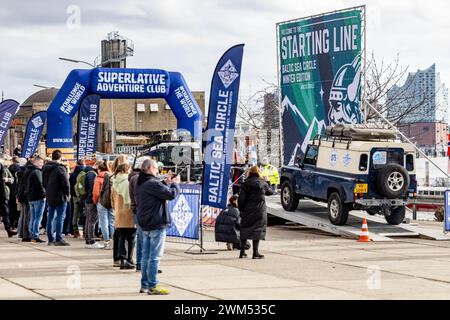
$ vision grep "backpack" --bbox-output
[75,170,96,199]
[99,173,112,209]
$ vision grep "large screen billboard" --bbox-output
[277,7,365,165]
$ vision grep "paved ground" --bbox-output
[1,221,450,300]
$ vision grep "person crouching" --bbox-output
[215,195,250,251]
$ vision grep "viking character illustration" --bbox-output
[328,55,362,125]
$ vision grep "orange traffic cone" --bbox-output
[358,218,371,242]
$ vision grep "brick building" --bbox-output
[398,122,448,157]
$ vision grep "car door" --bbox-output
[298,145,319,197]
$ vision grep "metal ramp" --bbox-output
[266,196,450,242]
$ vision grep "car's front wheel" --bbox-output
[385,206,406,225]
[328,192,349,226]
[281,181,300,212]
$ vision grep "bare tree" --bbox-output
[236,81,280,165]
[236,81,278,130]
[363,52,444,126]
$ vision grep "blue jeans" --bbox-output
[97,203,115,241]
[141,228,166,289]
[47,202,68,243]
[134,214,142,266]
[29,199,46,240]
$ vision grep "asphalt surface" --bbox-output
[1,221,450,299]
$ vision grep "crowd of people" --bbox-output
[0,147,279,295]
[0,150,180,295]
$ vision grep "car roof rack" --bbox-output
[326,124,398,141]
[313,134,353,149]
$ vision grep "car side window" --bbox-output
[359,154,368,171]
[304,146,318,166]
[406,154,414,172]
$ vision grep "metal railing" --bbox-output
[116,145,144,155]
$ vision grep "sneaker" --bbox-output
[85,242,104,249]
[148,285,170,295]
[139,287,148,293]
[113,260,121,267]
[103,242,112,250]
[47,242,56,246]
[55,240,71,247]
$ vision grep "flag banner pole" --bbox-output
[201,44,245,210]
[0,99,20,151]
[21,111,47,158]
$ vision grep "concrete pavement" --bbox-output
[1,222,450,299]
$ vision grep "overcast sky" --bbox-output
[0,0,449,104]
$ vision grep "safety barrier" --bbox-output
[165,183,217,254]
[166,184,202,247]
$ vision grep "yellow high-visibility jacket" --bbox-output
[260,164,279,186]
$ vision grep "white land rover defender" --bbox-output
[280,124,417,226]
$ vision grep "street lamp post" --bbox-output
[58,57,95,68]
[33,84,55,89]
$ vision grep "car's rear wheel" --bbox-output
[377,164,410,198]
[385,206,406,225]
[328,192,349,226]
[281,181,300,212]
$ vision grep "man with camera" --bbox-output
[135,159,180,295]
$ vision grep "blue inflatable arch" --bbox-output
[46,68,202,158]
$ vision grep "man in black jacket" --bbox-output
[8,156,21,228]
[136,159,179,295]
[17,161,33,241]
[13,144,22,157]
[27,157,46,243]
[0,162,17,238]
[69,160,85,238]
[83,163,102,249]
[42,150,70,246]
